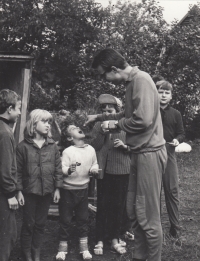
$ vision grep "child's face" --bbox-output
[67,125,85,140]
[35,119,51,136]
[101,104,116,114]
[158,88,172,106]
[9,101,21,123]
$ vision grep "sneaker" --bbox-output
[56,251,68,261]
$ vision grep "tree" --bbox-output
[158,3,200,135]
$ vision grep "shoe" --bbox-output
[80,250,92,260]
[94,241,103,255]
[56,251,68,261]
[110,243,126,254]
[22,251,33,261]
[124,231,135,241]
[31,248,40,261]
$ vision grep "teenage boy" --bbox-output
[0,89,21,261]
[157,80,185,238]
[85,48,167,261]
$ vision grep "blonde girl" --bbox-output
[16,109,63,261]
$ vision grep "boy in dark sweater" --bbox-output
[0,89,21,261]
[85,48,167,261]
[157,80,185,238]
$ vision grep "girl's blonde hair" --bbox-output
[24,109,53,138]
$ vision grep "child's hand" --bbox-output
[167,139,179,147]
[17,191,25,206]
[68,163,76,175]
[114,139,127,149]
[53,188,60,203]
[89,169,99,178]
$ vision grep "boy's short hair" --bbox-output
[152,75,165,85]
[92,48,127,71]
[0,89,21,114]
[24,109,53,138]
[156,80,173,92]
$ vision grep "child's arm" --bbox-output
[89,148,99,175]
[54,145,63,188]
[0,134,18,207]
[90,122,106,151]
[16,145,25,206]
[175,111,185,143]
[62,149,76,176]
[16,145,24,192]
[53,188,60,203]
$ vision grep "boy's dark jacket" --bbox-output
[16,137,63,196]
[0,118,17,198]
[160,105,185,143]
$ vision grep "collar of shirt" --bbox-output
[126,66,140,82]
[74,144,88,148]
[160,104,171,112]
[0,117,11,125]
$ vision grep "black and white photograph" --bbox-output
[0,0,199,260]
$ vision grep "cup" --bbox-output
[101,121,110,130]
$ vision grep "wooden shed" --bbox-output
[0,52,34,144]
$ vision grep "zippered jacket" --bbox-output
[16,138,63,195]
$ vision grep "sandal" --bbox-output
[81,250,92,260]
[56,251,68,261]
[119,239,126,247]
[124,231,135,241]
[94,241,103,255]
[111,243,127,254]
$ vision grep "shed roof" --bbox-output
[0,51,34,62]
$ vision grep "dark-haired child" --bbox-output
[91,94,131,255]
[157,80,185,238]
[16,109,63,261]
[56,125,99,261]
[0,89,21,261]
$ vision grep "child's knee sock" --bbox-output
[79,237,89,253]
[58,241,68,253]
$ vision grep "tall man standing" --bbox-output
[85,48,167,261]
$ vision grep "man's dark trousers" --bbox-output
[127,146,167,261]
[0,194,17,261]
[163,144,180,237]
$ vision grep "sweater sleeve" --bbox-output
[89,147,99,172]
[175,111,185,143]
[16,145,24,191]
[118,76,155,134]
[54,145,63,188]
[62,149,70,175]
[0,133,16,198]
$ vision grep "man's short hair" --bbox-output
[0,89,21,114]
[92,48,127,71]
[156,80,173,91]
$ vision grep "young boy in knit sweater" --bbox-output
[56,125,99,261]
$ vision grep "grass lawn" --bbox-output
[10,143,200,261]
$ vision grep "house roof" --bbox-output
[178,4,200,26]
